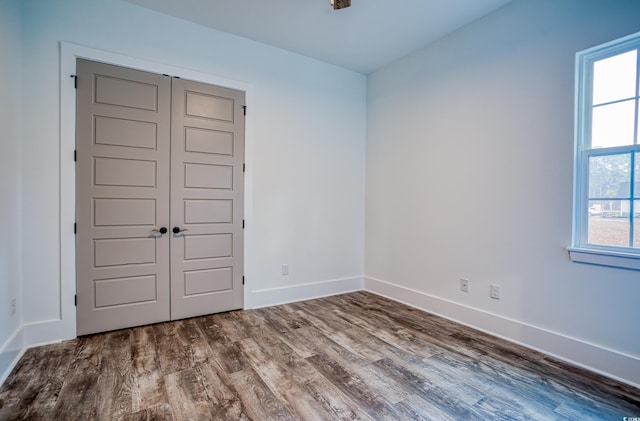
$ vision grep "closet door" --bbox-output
[76,59,171,335]
[170,79,245,319]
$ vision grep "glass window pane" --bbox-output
[592,50,637,105]
[591,100,635,148]
[588,199,605,216]
[635,155,640,247]
[635,200,640,248]
[588,154,631,198]
[635,152,640,199]
[587,200,630,246]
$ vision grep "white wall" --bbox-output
[18,0,365,334]
[0,0,24,382]
[366,0,640,386]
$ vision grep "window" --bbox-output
[570,32,640,271]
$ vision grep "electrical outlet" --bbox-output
[282,264,289,276]
[10,298,16,317]
[460,278,469,292]
[490,284,501,300]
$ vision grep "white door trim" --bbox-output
[60,42,254,340]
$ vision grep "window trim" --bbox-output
[570,31,640,271]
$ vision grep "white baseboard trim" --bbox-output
[23,319,67,348]
[249,276,364,309]
[364,276,640,389]
[0,325,25,386]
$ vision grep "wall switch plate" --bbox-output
[460,278,469,292]
[490,284,501,300]
[282,264,289,275]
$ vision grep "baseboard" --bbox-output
[249,276,364,309]
[0,325,25,386]
[364,276,640,389]
[22,319,68,348]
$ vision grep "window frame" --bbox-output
[569,31,640,271]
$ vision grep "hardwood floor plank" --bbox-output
[71,333,106,370]
[122,403,174,421]
[164,368,215,420]
[153,321,193,375]
[95,329,135,419]
[371,356,491,420]
[214,311,252,342]
[131,353,168,413]
[302,378,375,421]
[394,394,458,421]
[250,317,317,359]
[1,291,638,420]
[288,300,354,333]
[422,352,561,419]
[473,396,551,421]
[50,363,100,420]
[208,339,251,375]
[305,351,404,420]
[195,317,251,374]
[198,364,244,419]
[250,359,336,420]
[129,326,170,414]
[229,368,296,420]
[331,306,443,359]
[553,400,625,421]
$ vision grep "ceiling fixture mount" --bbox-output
[330,0,351,10]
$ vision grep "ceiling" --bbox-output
[124,0,512,74]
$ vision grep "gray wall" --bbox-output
[366,0,640,383]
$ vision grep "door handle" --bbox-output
[151,227,168,234]
[173,227,188,234]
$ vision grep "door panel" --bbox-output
[94,74,160,110]
[93,238,156,267]
[93,199,156,226]
[94,275,158,308]
[93,157,157,187]
[170,79,244,320]
[184,127,233,155]
[184,199,233,224]
[76,59,171,335]
[94,116,158,149]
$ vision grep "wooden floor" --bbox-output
[1,292,639,420]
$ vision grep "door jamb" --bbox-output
[60,42,253,340]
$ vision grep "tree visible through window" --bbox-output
[573,32,640,263]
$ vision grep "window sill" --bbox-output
[567,247,640,271]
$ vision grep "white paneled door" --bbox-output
[76,59,244,335]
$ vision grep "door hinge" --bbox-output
[71,75,77,89]
[74,222,77,234]
[242,220,245,229]
[74,295,77,306]
[242,276,245,285]
[242,163,246,173]
[74,150,77,162]
[243,105,247,116]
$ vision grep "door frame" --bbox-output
[60,42,254,340]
